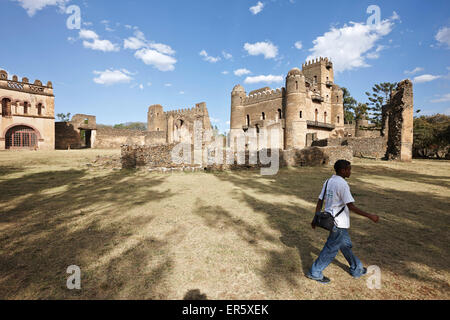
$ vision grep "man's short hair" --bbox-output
[334,160,351,173]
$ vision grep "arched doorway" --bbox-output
[5,125,38,149]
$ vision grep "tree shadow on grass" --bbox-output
[211,166,450,296]
[0,169,176,299]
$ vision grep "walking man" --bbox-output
[307,160,379,284]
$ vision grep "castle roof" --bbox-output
[287,68,302,76]
[232,84,245,93]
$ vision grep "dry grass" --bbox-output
[0,149,449,300]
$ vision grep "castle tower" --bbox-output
[302,57,334,94]
[148,104,166,132]
[284,68,308,149]
[230,84,246,130]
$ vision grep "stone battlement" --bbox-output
[165,102,207,116]
[302,57,332,69]
[243,88,283,106]
[0,69,53,96]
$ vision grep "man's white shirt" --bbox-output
[319,175,355,229]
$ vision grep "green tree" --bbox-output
[413,114,450,158]
[56,112,71,122]
[365,82,397,127]
[341,87,357,124]
[354,103,369,120]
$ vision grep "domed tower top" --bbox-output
[232,84,246,94]
[287,68,303,77]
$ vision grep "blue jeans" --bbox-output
[308,226,365,279]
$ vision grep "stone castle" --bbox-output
[230,57,344,150]
[0,70,55,150]
[147,102,212,144]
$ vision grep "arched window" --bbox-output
[296,81,298,90]
[314,76,317,83]
[37,103,43,116]
[337,116,340,124]
[23,102,28,114]
[299,111,303,119]
[261,112,265,120]
[315,109,318,122]
[2,98,11,117]
[278,109,282,120]
[246,115,250,126]
[324,112,327,123]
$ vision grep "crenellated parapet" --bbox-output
[302,57,332,69]
[165,102,208,117]
[0,70,54,96]
[243,88,284,106]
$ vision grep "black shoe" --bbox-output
[307,274,331,284]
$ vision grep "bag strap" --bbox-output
[322,178,346,218]
[320,180,329,211]
[335,205,346,218]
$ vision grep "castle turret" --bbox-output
[148,104,166,132]
[284,68,307,149]
[230,84,246,130]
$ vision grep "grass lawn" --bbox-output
[0,149,449,300]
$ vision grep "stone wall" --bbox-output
[122,143,353,171]
[312,137,387,159]
[95,128,153,149]
[55,122,82,149]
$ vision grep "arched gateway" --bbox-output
[5,125,39,149]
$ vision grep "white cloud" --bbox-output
[124,30,176,55]
[179,91,185,95]
[405,67,424,75]
[431,93,450,103]
[307,17,395,73]
[135,48,177,72]
[79,29,119,52]
[14,0,69,17]
[222,51,233,60]
[210,118,221,124]
[391,11,401,21]
[124,37,147,50]
[165,83,172,87]
[234,68,251,76]
[294,41,303,50]
[244,75,283,84]
[93,69,133,85]
[249,2,264,15]
[435,27,450,48]
[221,71,229,75]
[199,50,221,63]
[413,74,442,83]
[244,41,278,59]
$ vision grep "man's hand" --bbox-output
[369,214,380,223]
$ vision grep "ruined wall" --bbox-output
[55,122,83,149]
[122,143,353,171]
[384,80,414,161]
[95,128,147,149]
[312,137,387,159]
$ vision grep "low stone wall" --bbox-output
[96,128,164,149]
[122,143,353,171]
[313,137,386,159]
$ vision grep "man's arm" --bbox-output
[347,203,379,223]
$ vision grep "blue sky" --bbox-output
[1,0,449,133]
